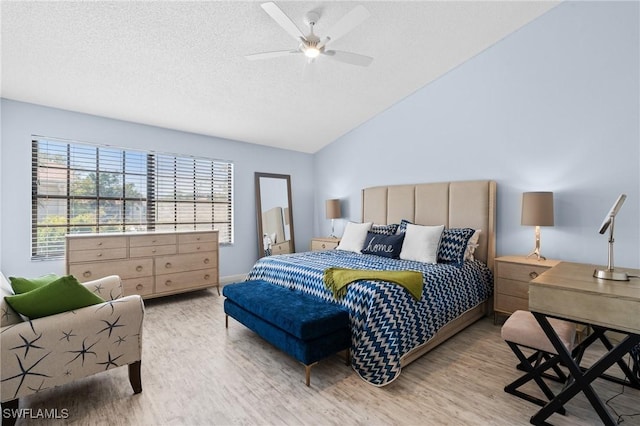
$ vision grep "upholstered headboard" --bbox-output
[361,180,497,271]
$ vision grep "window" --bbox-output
[32,138,233,259]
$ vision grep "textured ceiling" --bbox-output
[1,1,558,153]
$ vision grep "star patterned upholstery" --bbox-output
[1,273,144,418]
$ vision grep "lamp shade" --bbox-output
[325,199,341,220]
[521,192,554,226]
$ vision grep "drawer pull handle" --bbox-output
[165,280,172,286]
[196,237,201,241]
[196,246,201,250]
[321,244,326,249]
[136,284,143,291]
[165,262,172,269]
[204,258,210,264]
[97,242,103,246]
[152,249,157,253]
[97,253,102,257]
[152,239,156,243]
[529,271,539,279]
[136,265,143,272]
[204,274,210,280]
[83,271,92,278]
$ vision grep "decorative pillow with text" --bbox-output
[361,232,405,258]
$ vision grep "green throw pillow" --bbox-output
[4,275,105,319]
[9,273,60,294]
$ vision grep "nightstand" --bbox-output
[494,256,561,323]
[311,237,340,251]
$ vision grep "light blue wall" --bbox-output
[0,99,315,279]
[314,1,640,268]
[2,2,638,278]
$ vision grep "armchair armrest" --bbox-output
[1,294,144,402]
[82,275,123,301]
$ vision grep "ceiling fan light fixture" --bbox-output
[304,46,320,58]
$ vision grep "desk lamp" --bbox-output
[594,194,629,281]
[326,199,341,238]
[522,192,554,260]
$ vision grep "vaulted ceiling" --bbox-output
[1,1,558,153]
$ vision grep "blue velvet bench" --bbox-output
[223,280,351,386]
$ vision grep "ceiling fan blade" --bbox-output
[322,5,370,48]
[261,2,305,41]
[245,50,300,61]
[323,50,373,67]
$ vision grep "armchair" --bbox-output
[1,273,144,424]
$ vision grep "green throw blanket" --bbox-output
[323,268,424,300]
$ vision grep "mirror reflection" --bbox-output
[255,173,295,258]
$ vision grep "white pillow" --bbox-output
[399,224,445,263]
[336,222,373,253]
[464,229,482,261]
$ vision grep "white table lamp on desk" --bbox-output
[594,193,629,281]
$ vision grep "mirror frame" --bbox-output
[255,172,295,258]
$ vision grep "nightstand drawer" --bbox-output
[270,241,291,255]
[311,238,340,251]
[495,278,529,299]
[493,256,562,322]
[497,262,549,282]
[495,293,529,314]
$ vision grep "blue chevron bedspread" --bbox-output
[246,250,493,386]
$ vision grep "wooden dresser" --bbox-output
[66,230,219,298]
[493,256,560,322]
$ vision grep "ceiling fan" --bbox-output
[245,2,373,67]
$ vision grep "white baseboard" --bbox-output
[219,273,248,286]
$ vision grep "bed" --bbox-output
[247,180,497,386]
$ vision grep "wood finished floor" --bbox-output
[15,289,640,425]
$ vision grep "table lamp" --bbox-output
[325,199,341,238]
[521,192,554,260]
[593,194,629,281]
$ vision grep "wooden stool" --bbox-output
[501,310,578,414]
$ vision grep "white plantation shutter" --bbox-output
[32,138,233,259]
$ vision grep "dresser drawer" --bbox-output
[67,236,127,251]
[495,278,530,299]
[178,232,218,244]
[130,245,176,258]
[69,258,153,282]
[497,262,549,282]
[67,247,127,263]
[155,269,218,294]
[122,276,155,297]
[129,234,176,247]
[155,252,217,275]
[178,241,218,254]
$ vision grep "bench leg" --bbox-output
[345,348,351,366]
[225,314,228,328]
[304,362,318,387]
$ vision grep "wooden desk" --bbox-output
[529,262,640,426]
[530,262,640,334]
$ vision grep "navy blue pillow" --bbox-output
[437,228,475,266]
[397,219,412,234]
[371,223,399,236]
[361,232,405,258]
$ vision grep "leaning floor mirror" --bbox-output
[255,172,295,258]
